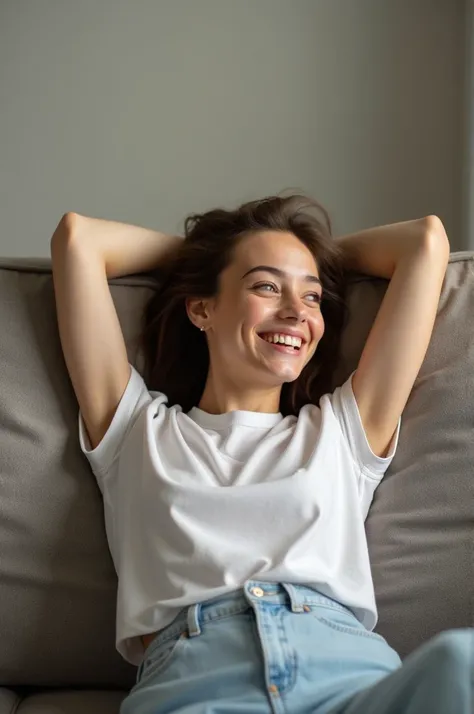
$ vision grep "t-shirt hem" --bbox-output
[117,634,145,667]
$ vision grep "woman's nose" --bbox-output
[278,296,308,321]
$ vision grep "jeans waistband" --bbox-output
[154,581,354,646]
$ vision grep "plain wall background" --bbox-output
[0,0,468,257]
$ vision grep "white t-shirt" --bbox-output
[78,363,400,666]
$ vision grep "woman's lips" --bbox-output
[258,334,302,356]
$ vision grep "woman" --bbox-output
[51,193,469,714]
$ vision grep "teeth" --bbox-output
[261,333,302,349]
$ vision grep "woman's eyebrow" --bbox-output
[241,265,322,288]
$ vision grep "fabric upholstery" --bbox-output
[0,252,472,712]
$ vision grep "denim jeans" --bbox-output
[120,580,473,713]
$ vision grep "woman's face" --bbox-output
[188,230,326,413]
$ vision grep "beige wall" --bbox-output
[0,0,467,257]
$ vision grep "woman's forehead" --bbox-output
[233,231,319,275]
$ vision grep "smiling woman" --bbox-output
[180,229,328,414]
[138,192,349,416]
[58,192,471,714]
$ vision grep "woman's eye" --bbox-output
[255,282,276,292]
[254,283,321,303]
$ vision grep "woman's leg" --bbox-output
[330,628,473,714]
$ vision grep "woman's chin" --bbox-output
[265,364,302,384]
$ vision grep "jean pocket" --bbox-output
[310,606,388,643]
[137,630,188,685]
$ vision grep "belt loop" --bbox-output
[187,602,202,637]
[281,583,305,613]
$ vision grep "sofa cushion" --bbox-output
[0,686,126,714]
[0,252,472,690]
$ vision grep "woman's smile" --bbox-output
[257,333,305,357]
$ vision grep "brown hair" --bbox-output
[138,191,349,416]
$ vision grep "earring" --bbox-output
[200,326,204,331]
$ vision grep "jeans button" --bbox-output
[251,587,264,597]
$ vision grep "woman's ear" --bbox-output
[185,297,208,330]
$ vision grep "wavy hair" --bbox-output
[138,191,349,416]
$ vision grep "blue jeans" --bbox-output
[120,581,473,713]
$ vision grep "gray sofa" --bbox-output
[0,250,473,713]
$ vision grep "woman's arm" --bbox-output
[335,215,449,280]
[67,213,183,279]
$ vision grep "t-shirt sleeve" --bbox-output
[78,363,153,485]
[328,369,402,479]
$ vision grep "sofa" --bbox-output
[0,249,473,713]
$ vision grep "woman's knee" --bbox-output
[426,628,473,668]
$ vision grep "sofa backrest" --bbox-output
[0,253,473,689]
